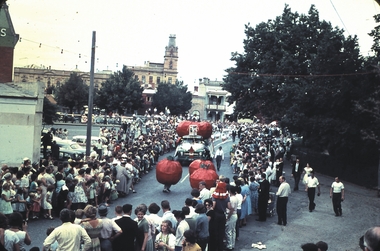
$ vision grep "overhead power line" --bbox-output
[330,0,350,35]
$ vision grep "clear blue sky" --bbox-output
[7,0,380,87]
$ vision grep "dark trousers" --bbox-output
[276,197,288,225]
[258,197,268,221]
[216,156,222,171]
[214,212,226,251]
[294,174,301,190]
[332,193,342,216]
[236,209,241,237]
[307,187,316,211]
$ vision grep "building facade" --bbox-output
[0,81,44,166]
[13,66,112,91]
[12,35,179,115]
[190,78,232,122]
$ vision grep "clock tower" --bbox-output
[163,34,178,84]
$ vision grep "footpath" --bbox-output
[236,159,380,251]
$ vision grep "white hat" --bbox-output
[112,159,118,165]
[121,153,127,158]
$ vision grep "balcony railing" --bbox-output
[206,104,226,111]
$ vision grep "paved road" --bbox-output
[28,129,380,251]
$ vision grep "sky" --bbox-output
[6,0,380,87]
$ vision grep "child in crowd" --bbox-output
[86,178,98,207]
[74,209,84,224]
[13,187,28,221]
[29,174,38,193]
[31,188,42,219]
[44,185,54,219]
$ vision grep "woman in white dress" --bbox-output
[302,163,313,187]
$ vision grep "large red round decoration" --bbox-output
[156,157,183,185]
[189,159,216,176]
[176,121,213,139]
[189,167,218,190]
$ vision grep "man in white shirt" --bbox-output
[199,181,211,201]
[173,210,190,251]
[305,171,320,212]
[43,209,91,251]
[214,146,224,171]
[330,177,345,216]
[225,186,238,251]
[276,176,291,226]
[98,203,122,251]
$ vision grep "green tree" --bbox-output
[95,66,143,114]
[55,72,88,113]
[42,97,58,124]
[152,80,192,116]
[224,4,367,154]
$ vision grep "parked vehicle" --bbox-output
[71,135,107,147]
[55,140,87,156]
[55,112,80,123]
[40,145,84,162]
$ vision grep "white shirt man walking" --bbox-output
[330,177,345,216]
[276,176,291,226]
[214,146,224,171]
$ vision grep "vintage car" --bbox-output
[174,135,211,165]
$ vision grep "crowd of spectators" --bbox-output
[1,118,376,251]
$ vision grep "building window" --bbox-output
[142,75,146,83]
[168,77,172,84]
[147,96,152,102]
[144,84,149,88]
[157,77,160,84]
[149,76,153,84]
[135,75,139,81]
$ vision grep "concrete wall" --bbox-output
[0,82,44,167]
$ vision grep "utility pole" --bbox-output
[86,31,96,157]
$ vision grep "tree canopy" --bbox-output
[223,4,379,154]
[95,66,144,114]
[152,80,192,116]
[55,72,89,114]
[42,97,58,125]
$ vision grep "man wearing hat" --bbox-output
[98,203,122,251]
[113,204,138,251]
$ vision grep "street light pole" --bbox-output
[86,31,96,157]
